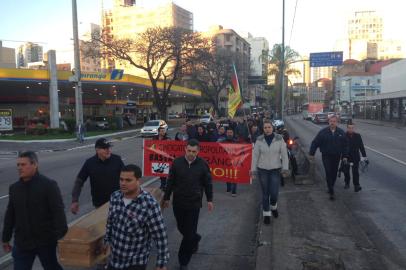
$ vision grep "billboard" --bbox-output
[0,109,13,131]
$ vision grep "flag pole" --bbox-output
[232,63,252,144]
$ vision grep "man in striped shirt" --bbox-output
[104,164,169,270]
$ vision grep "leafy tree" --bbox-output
[268,44,301,114]
[83,27,208,119]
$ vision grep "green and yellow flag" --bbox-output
[228,64,243,118]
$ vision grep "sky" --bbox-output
[1,0,405,64]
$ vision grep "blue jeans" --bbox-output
[257,168,281,212]
[226,182,237,194]
[12,243,63,270]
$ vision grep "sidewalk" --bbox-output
[256,117,397,269]
[354,118,406,129]
[0,128,141,153]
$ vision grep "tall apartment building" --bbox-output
[289,56,311,85]
[102,1,193,75]
[207,26,251,96]
[244,34,268,106]
[348,11,383,43]
[0,41,16,68]
[311,66,335,82]
[80,23,102,72]
[346,11,404,60]
[17,42,43,68]
[245,34,268,78]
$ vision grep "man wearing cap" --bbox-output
[70,138,124,214]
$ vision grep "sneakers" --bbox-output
[344,183,350,189]
[263,216,271,225]
[354,185,362,192]
[271,209,279,218]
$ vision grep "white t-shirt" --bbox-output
[123,197,132,206]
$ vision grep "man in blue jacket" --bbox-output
[309,115,349,200]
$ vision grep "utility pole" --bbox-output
[72,0,83,126]
[280,0,286,120]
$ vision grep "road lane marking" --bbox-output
[0,176,160,266]
[365,146,406,167]
[0,195,9,200]
[291,117,406,167]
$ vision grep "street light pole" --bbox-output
[280,0,285,120]
[72,0,83,126]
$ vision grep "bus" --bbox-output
[302,103,324,120]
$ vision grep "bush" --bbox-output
[26,123,47,135]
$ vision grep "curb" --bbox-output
[0,129,141,143]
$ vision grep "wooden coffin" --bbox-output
[58,187,163,268]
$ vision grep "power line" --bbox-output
[0,39,47,44]
[288,0,299,46]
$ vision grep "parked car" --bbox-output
[340,113,352,124]
[199,114,213,125]
[312,113,329,124]
[168,113,180,119]
[140,120,168,137]
[90,116,109,130]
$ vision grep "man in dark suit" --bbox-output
[344,122,368,192]
[310,115,349,200]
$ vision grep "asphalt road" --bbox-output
[286,115,406,268]
[0,129,261,270]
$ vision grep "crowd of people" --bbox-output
[1,111,368,270]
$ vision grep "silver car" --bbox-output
[140,120,168,137]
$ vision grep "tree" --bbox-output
[268,44,301,114]
[83,27,208,119]
[187,47,235,116]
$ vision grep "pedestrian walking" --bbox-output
[344,121,367,192]
[77,122,85,143]
[161,139,213,270]
[71,138,124,214]
[222,127,238,196]
[175,124,189,141]
[309,115,349,200]
[2,151,68,270]
[154,127,170,191]
[216,126,226,142]
[251,120,289,224]
[104,164,169,270]
[185,119,197,139]
[249,123,261,143]
[195,125,209,142]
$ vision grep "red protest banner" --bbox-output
[143,140,252,184]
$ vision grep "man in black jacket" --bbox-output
[2,151,67,269]
[309,115,349,200]
[71,138,124,214]
[344,122,367,192]
[161,139,213,270]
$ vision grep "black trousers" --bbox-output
[344,161,360,186]
[12,243,63,270]
[322,154,341,194]
[173,206,200,266]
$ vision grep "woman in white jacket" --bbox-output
[251,120,289,224]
